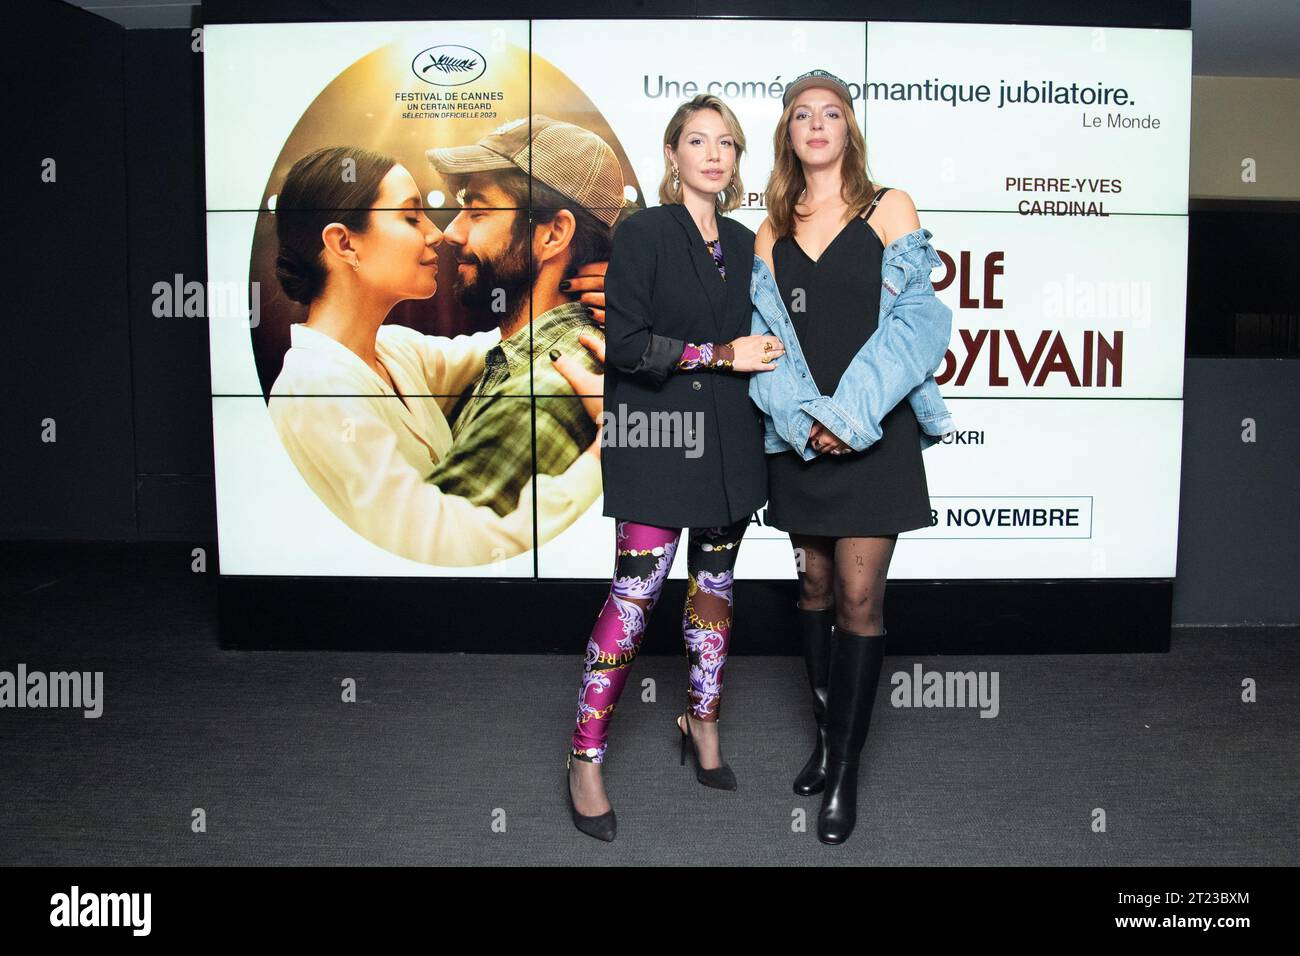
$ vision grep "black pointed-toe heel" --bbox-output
[677,712,738,791]
[566,752,616,842]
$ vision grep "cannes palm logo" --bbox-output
[411,45,486,86]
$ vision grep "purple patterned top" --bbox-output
[678,238,727,371]
[704,237,726,280]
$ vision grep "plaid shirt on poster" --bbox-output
[428,300,603,517]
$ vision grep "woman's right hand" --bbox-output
[728,334,786,372]
[809,420,851,456]
[551,332,606,459]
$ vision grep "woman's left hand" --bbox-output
[729,334,786,372]
[562,261,608,325]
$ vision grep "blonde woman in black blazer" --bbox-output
[564,94,786,841]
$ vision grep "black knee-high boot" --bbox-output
[793,604,835,795]
[817,624,887,845]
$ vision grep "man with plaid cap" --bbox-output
[425,115,625,517]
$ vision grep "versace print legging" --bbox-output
[571,516,750,764]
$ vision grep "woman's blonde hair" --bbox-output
[658,94,746,214]
[765,85,881,238]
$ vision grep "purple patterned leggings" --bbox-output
[571,516,750,764]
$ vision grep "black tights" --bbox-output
[790,534,898,635]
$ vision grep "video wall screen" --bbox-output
[203,19,1191,579]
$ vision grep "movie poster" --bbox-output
[204,19,1191,579]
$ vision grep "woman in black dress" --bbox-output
[756,70,937,845]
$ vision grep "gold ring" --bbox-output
[763,341,773,353]
[761,354,773,364]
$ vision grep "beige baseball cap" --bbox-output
[426,115,627,227]
[783,69,856,113]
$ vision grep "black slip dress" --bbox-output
[764,187,934,537]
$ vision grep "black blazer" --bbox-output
[600,203,767,528]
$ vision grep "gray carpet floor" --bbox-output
[1,550,1295,866]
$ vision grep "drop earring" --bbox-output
[350,256,360,271]
[672,166,679,192]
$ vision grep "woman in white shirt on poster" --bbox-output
[267,145,606,567]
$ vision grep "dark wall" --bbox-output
[0,9,215,541]
[2,0,1294,626]
[122,28,215,538]
[1,1,137,538]
[1175,359,1298,624]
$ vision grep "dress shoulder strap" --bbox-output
[861,186,891,221]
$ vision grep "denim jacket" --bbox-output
[749,226,956,460]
